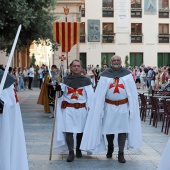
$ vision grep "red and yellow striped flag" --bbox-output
[53,22,80,53]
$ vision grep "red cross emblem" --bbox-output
[109,78,125,93]
[13,88,19,102]
[67,87,83,100]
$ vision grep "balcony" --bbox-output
[159,8,169,18]
[131,8,142,18]
[130,33,143,43]
[158,34,170,43]
[102,6,113,11]
[102,33,115,43]
[102,5,114,17]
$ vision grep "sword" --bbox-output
[0,25,22,98]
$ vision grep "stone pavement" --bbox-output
[17,88,170,170]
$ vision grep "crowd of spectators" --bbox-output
[0,62,169,94]
[128,64,170,94]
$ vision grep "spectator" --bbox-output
[23,67,29,89]
[28,65,34,90]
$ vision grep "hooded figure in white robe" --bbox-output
[80,55,142,163]
[0,70,29,170]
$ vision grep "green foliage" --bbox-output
[30,53,39,80]
[30,53,36,67]
[0,0,58,53]
[124,55,130,68]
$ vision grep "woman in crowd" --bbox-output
[18,67,25,90]
[140,67,147,90]
[28,65,34,90]
[136,68,141,89]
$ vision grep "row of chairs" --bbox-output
[139,93,170,135]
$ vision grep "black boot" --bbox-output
[76,133,83,158]
[118,151,126,163]
[106,145,114,158]
[76,148,82,158]
[67,150,74,162]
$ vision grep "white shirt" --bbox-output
[28,67,34,78]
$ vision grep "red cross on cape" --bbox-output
[67,87,83,100]
[109,78,125,93]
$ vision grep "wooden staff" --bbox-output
[49,76,61,160]
[49,92,58,160]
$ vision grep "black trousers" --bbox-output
[39,78,42,89]
[65,132,83,151]
[106,133,126,152]
[28,77,33,89]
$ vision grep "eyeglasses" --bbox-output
[103,67,107,68]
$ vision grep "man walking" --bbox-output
[53,59,94,162]
[81,55,142,163]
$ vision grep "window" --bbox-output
[103,0,113,7]
[131,23,142,34]
[131,0,142,8]
[102,23,114,43]
[158,53,170,67]
[159,24,169,34]
[101,53,115,67]
[159,24,169,43]
[102,0,114,17]
[81,5,85,17]
[80,22,85,43]
[159,0,169,18]
[130,53,143,67]
[159,0,169,8]
[80,53,87,69]
[131,23,142,43]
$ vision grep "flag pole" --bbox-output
[0,25,22,98]
[64,6,69,70]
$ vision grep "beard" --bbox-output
[112,64,121,68]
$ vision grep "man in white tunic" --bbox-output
[80,55,142,163]
[53,59,94,162]
[0,70,29,170]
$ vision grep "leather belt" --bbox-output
[105,98,128,106]
[61,101,86,109]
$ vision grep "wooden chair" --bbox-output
[161,99,170,135]
[149,96,165,128]
[139,94,152,122]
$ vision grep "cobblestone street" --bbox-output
[18,88,169,170]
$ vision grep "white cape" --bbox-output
[53,84,94,153]
[0,85,29,170]
[80,74,142,153]
[157,137,170,170]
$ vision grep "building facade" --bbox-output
[79,0,170,68]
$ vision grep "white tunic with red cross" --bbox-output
[61,83,89,133]
[102,77,130,134]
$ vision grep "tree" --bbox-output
[0,0,58,53]
[124,55,130,68]
[30,53,36,67]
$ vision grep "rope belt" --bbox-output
[105,98,128,106]
[61,101,86,109]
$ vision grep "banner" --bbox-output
[53,22,80,52]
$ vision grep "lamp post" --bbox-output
[63,6,70,69]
